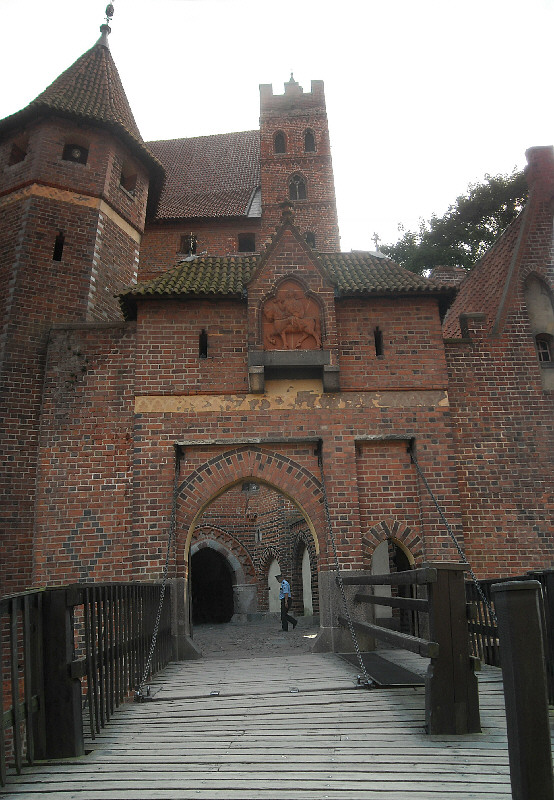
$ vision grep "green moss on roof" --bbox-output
[319,252,441,293]
[119,252,454,320]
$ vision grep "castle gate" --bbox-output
[174,445,326,637]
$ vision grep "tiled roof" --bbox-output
[318,252,447,294]
[0,38,163,182]
[147,131,261,220]
[119,251,454,320]
[442,213,523,337]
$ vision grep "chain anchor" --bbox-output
[134,682,152,703]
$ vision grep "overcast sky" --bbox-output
[2,0,553,252]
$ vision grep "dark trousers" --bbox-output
[281,599,297,631]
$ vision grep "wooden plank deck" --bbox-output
[2,648,553,799]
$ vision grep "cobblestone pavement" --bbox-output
[191,614,321,659]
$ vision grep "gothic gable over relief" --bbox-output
[245,210,339,393]
[263,280,322,351]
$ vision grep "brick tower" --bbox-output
[259,76,340,252]
[0,22,162,593]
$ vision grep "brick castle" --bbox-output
[0,23,552,645]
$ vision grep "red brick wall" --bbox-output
[139,219,261,280]
[356,440,425,568]
[336,296,448,390]
[0,194,101,593]
[0,116,149,593]
[26,286,464,595]
[446,309,554,577]
[443,150,554,578]
[135,299,250,395]
[34,323,135,585]
[0,119,149,233]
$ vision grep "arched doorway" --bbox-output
[267,558,282,612]
[176,447,326,642]
[371,538,416,635]
[184,480,320,625]
[191,548,234,624]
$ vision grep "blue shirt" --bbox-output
[279,579,291,600]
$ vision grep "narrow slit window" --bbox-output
[374,326,384,357]
[52,231,65,262]
[199,329,208,359]
[305,231,316,248]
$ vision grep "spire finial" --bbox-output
[284,72,302,96]
[98,3,114,47]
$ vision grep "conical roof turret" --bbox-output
[0,28,163,186]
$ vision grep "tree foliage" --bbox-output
[381,171,528,274]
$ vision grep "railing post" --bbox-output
[38,588,84,759]
[169,578,201,660]
[425,563,481,734]
[528,569,554,704]
[491,580,554,800]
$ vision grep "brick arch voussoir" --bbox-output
[362,519,424,567]
[190,524,256,584]
[259,546,282,578]
[176,446,327,559]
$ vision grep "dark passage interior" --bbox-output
[191,549,234,624]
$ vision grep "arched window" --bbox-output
[274,131,286,154]
[289,173,307,201]
[304,129,316,152]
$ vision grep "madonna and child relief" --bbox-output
[262,281,322,350]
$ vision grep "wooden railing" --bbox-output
[338,562,481,734]
[466,569,554,704]
[0,582,172,786]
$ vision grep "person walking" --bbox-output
[276,574,297,631]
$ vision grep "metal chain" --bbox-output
[317,448,375,689]
[409,447,497,625]
[135,466,180,700]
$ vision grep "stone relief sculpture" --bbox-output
[263,281,322,350]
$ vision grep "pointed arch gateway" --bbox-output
[175,445,327,626]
